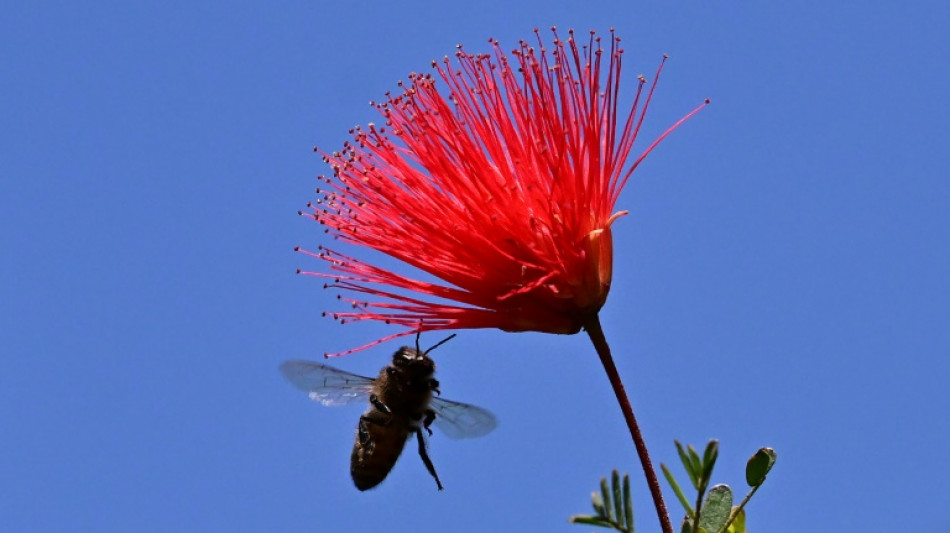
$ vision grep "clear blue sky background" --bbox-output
[3,1,949,531]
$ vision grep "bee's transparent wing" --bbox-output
[279,360,375,406]
[430,397,498,440]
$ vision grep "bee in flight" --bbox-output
[280,335,497,491]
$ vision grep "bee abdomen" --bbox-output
[350,416,410,491]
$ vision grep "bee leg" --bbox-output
[429,378,441,395]
[423,408,436,437]
[414,428,443,491]
[357,415,375,452]
[357,408,392,453]
[369,393,392,417]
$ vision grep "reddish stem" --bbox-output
[584,314,673,533]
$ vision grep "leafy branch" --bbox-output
[569,470,635,533]
[570,441,776,533]
[662,440,777,533]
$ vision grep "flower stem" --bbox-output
[584,314,673,533]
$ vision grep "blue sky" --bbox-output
[2,1,949,531]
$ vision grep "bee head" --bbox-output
[393,346,432,368]
[391,332,456,370]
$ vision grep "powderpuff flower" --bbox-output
[298,28,707,356]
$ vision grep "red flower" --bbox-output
[299,28,707,356]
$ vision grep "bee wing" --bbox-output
[279,360,375,406]
[429,397,498,440]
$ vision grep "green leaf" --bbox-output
[612,470,623,526]
[701,440,719,485]
[687,444,703,489]
[623,473,633,531]
[746,447,777,487]
[569,515,615,528]
[592,491,606,516]
[601,477,614,522]
[698,484,733,532]
[661,463,694,516]
[675,440,700,488]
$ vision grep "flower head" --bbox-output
[300,28,708,356]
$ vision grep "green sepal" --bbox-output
[725,509,746,533]
[681,516,693,533]
[681,521,710,533]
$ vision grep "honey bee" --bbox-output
[280,335,497,491]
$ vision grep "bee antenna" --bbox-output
[415,322,423,354]
[423,333,457,355]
